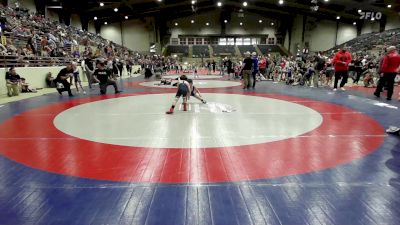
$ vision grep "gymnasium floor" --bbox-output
[0,74,399,225]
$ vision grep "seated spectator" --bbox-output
[45,72,55,87]
[20,77,37,93]
[93,61,121,95]
[5,67,21,97]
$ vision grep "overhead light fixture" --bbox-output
[279,0,284,5]
[174,22,178,26]
[104,22,107,25]
[191,0,196,4]
[243,2,248,7]
[358,9,362,13]
[206,22,210,26]
[388,4,392,8]
[259,20,263,23]
[271,22,274,26]
[240,22,243,26]
[217,2,222,7]
[371,17,375,21]
[100,2,104,7]
[191,20,195,23]
[114,8,118,12]
[353,22,356,25]
[94,16,97,20]
[125,16,128,19]
[157,0,162,2]
[224,20,228,23]
[336,16,340,19]
[324,0,329,2]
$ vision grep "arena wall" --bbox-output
[0,65,140,96]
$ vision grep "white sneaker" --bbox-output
[83,91,87,95]
[333,88,337,91]
[310,85,314,88]
[341,87,346,91]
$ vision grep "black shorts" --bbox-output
[176,83,189,97]
[227,68,234,74]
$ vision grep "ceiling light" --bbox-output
[206,22,210,26]
[336,16,340,19]
[217,2,222,7]
[243,2,248,7]
[125,16,128,19]
[358,9,362,13]
[191,0,196,4]
[259,20,263,23]
[174,22,178,26]
[271,22,274,26]
[240,22,243,26]
[371,17,375,21]
[224,20,228,23]
[388,5,392,8]
[191,20,195,23]
[94,16,97,20]
[114,8,118,12]
[157,0,162,2]
[353,22,356,25]
[100,2,104,7]
[279,0,284,5]
[324,0,329,2]
[104,22,107,25]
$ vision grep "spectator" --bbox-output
[93,61,121,95]
[374,46,400,100]
[332,47,352,91]
[54,63,74,97]
[242,52,253,89]
[5,67,21,97]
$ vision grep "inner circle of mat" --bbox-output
[53,93,323,148]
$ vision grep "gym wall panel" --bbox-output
[337,23,357,45]
[21,0,36,13]
[100,22,122,45]
[306,20,336,52]
[71,14,82,30]
[361,21,380,34]
[88,22,96,34]
[122,19,154,52]
[385,15,400,30]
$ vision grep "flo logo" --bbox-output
[359,11,383,20]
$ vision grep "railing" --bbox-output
[0,55,73,68]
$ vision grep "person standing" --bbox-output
[374,46,400,100]
[313,52,325,88]
[332,47,352,91]
[251,52,259,88]
[84,53,95,89]
[241,52,253,89]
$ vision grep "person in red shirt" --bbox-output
[258,56,267,79]
[332,47,352,91]
[374,46,400,100]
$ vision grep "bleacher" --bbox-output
[166,45,189,57]
[238,45,256,55]
[258,45,286,56]
[329,28,400,54]
[192,45,209,58]
[212,45,235,55]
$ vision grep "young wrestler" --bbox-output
[166,75,191,114]
[72,62,86,94]
[187,79,207,104]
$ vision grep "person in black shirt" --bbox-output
[54,63,74,97]
[242,52,253,89]
[5,67,21,97]
[84,53,95,89]
[353,58,363,84]
[93,62,121,95]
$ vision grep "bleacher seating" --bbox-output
[166,45,189,57]
[329,28,400,54]
[192,45,209,58]
[212,45,235,55]
[257,45,285,55]
[238,45,256,55]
